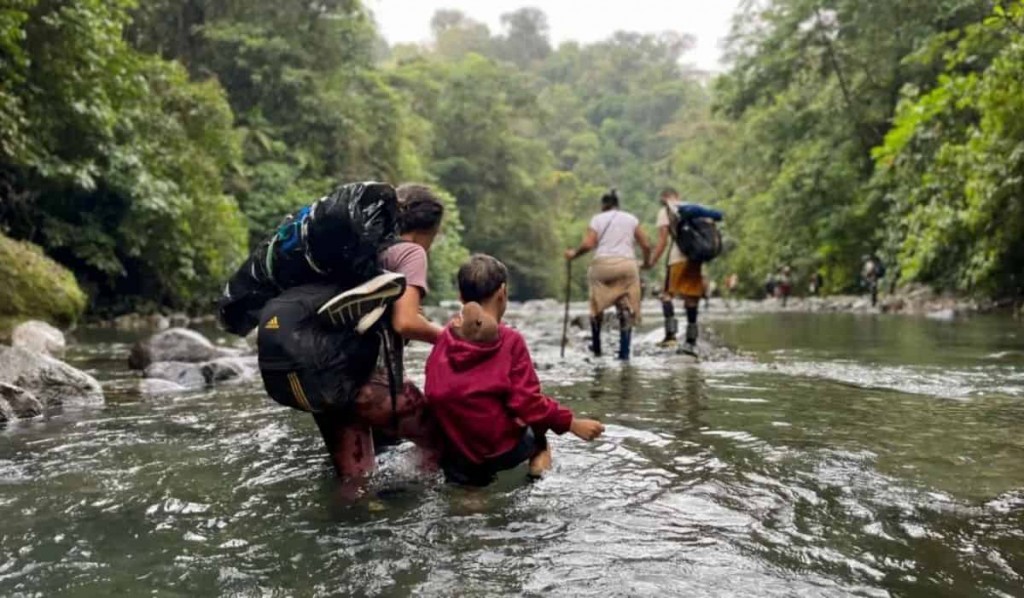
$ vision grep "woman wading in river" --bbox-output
[313,185,446,479]
[565,189,651,360]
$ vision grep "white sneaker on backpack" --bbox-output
[317,272,406,333]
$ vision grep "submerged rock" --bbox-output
[168,313,191,328]
[143,356,259,389]
[880,297,906,314]
[11,320,66,358]
[0,345,103,408]
[201,356,257,385]
[926,308,956,321]
[189,314,217,326]
[110,313,171,331]
[0,382,44,422]
[138,378,189,395]
[129,328,224,370]
[144,361,207,389]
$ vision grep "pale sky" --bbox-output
[367,0,742,72]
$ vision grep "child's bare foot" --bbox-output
[570,418,605,441]
[528,447,552,478]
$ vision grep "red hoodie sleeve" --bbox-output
[506,331,574,434]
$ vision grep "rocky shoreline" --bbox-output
[0,321,103,423]
[84,284,1018,334]
[0,319,260,423]
[699,286,1017,320]
[89,312,220,331]
[2,286,1017,424]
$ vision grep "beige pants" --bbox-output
[588,257,642,324]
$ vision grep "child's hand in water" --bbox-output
[570,418,605,441]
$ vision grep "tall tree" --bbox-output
[390,54,560,298]
[872,1,1024,296]
[691,0,993,292]
[495,7,552,67]
[129,0,422,242]
[1,0,247,309]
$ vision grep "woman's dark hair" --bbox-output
[396,183,445,234]
[601,188,619,209]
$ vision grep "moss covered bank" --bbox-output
[0,234,86,336]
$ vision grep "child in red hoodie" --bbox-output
[425,254,605,486]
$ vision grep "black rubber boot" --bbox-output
[659,301,678,347]
[680,322,699,356]
[618,329,632,360]
[617,308,632,360]
[590,317,602,357]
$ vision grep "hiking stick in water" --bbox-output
[561,259,571,358]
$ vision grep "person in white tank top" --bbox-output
[565,189,651,360]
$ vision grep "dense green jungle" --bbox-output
[2,0,1023,326]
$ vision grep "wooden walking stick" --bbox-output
[561,259,572,358]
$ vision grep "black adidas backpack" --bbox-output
[256,284,387,414]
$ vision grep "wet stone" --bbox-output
[0,345,103,408]
[11,320,66,358]
[129,328,223,370]
[0,382,44,421]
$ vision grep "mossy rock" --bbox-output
[0,234,86,336]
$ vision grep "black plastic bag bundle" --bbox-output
[256,284,380,413]
[675,218,722,264]
[218,182,398,336]
[218,240,276,336]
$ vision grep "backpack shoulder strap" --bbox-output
[595,211,619,244]
[662,203,679,241]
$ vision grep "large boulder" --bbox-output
[0,346,103,408]
[0,234,86,339]
[129,328,223,370]
[0,382,44,422]
[11,320,67,358]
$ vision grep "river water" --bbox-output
[2,304,1023,596]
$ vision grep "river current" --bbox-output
[1,303,1022,596]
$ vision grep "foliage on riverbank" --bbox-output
[0,234,86,333]
[2,0,1022,313]
[1,0,247,311]
[677,0,1024,298]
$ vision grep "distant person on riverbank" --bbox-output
[704,279,716,310]
[764,272,776,299]
[565,189,651,360]
[776,265,793,307]
[647,187,721,356]
[426,254,605,486]
[725,273,739,309]
[861,254,886,307]
[808,271,824,296]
